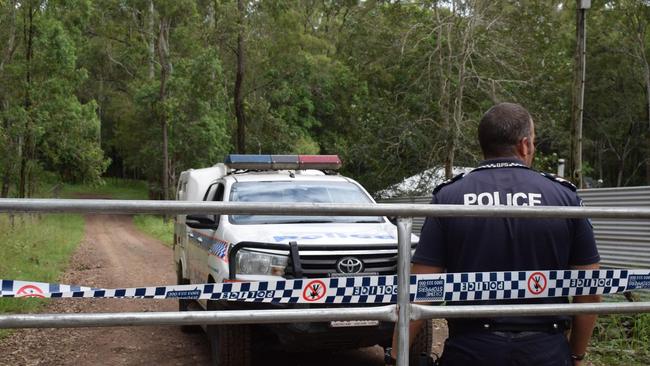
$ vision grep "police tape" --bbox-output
[2,269,650,304]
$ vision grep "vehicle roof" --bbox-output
[224,170,351,183]
[180,165,227,201]
[180,164,360,201]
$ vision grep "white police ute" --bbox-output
[173,154,422,366]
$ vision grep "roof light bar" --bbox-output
[298,155,342,170]
[271,155,300,170]
[224,154,341,171]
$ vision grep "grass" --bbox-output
[133,215,174,247]
[0,178,154,339]
[58,178,148,200]
[0,213,85,337]
[587,293,650,366]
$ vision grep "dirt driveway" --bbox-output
[0,214,398,365]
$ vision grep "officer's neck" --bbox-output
[481,155,528,167]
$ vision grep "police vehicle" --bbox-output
[173,154,426,366]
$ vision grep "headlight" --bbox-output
[235,250,289,276]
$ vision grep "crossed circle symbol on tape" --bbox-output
[527,272,547,295]
[302,280,327,302]
[16,285,45,298]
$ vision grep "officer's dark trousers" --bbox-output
[438,331,572,366]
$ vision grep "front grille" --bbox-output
[285,245,402,278]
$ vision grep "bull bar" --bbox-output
[1,198,650,366]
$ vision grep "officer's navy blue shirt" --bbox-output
[413,157,600,325]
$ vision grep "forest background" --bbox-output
[1,0,649,199]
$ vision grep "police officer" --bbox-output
[386,103,600,366]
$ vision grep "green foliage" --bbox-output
[59,178,148,200]
[2,0,650,196]
[0,1,109,196]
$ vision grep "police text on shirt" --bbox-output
[463,192,542,206]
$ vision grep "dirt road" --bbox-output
[0,214,401,365]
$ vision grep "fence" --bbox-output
[381,186,650,269]
[1,198,650,366]
[580,186,650,268]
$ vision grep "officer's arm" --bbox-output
[389,263,444,360]
[569,262,601,363]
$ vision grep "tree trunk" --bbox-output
[1,100,11,197]
[234,0,247,154]
[641,43,650,185]
[148,0,155,80]
[0,0,17,74]
[0,2,17,198]
[157,17,172,201]
[19,3,34,198]
[617,158,624,188]
[448,11,473,180]
[570,4,587,188]
[436,7,452,179]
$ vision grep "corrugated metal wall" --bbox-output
[579,187,650,268]
[380,186,650,269]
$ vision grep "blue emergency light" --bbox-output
[224,154,342,170]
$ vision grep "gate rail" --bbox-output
[1,198,650,366]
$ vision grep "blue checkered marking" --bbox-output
[1,269,646,303]
[2,280,13,292]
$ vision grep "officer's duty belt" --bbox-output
[448,320,570,336]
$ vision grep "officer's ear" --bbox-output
[515,136,533,164]
[518,136,535,166]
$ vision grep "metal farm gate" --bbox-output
[0,198,650,366]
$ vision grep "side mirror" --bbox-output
[186,214,218,230]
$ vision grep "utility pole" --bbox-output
[570,0,590,188]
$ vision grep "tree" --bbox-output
[0,0,108,197]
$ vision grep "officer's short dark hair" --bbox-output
[478,102,532,158]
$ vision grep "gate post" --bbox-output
[396,217,413,366]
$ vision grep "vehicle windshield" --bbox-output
[229,181,384,225]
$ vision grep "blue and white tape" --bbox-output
[2,269,649,304]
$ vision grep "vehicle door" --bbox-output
[199,181,226,283]
[186,181,223,284]
[207,181,228,282]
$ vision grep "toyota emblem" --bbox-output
[336,257,364,274]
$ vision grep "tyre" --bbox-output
[177,265,201,333]
[409,319,434,366]
[208,323,252,366]
[207,295,253,366]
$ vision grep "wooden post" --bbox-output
[570,0,590,188]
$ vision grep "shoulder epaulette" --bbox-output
[540,172,577,192]
[433,173,465,194]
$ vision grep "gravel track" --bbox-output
[1,213,445,365]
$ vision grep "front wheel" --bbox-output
[208,323,252,366]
